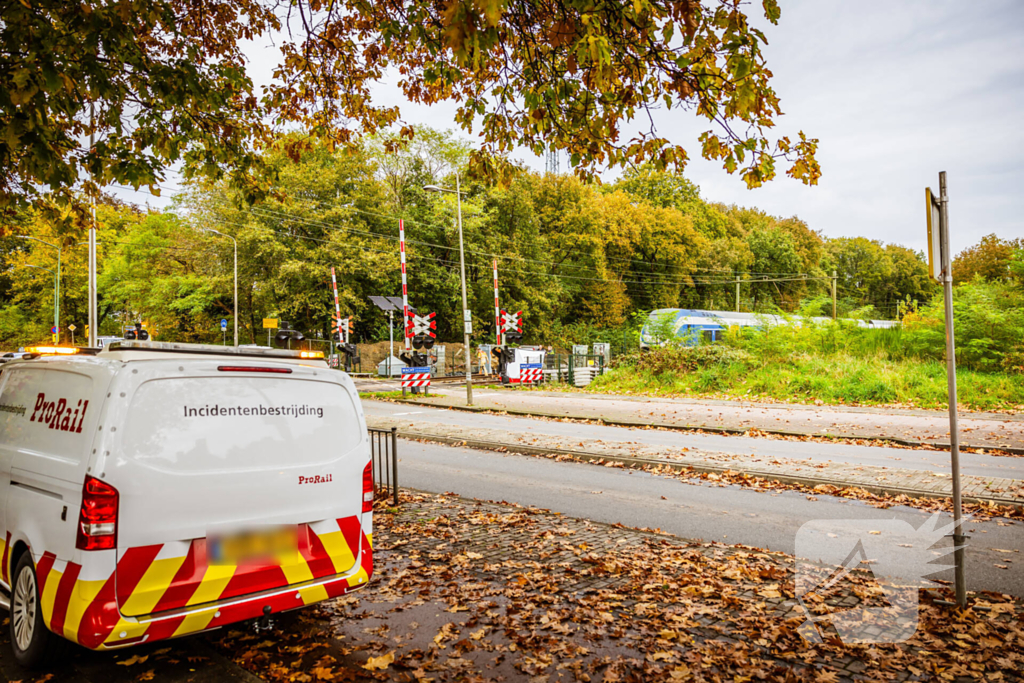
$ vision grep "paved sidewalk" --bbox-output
[208,492,1024,683]
[364,384,1024,452]
[366,414,1024,513]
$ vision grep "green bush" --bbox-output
[634,345,754,374]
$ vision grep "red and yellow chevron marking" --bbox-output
[27,515,371,650]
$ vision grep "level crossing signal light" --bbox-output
[405,309,437,350]
[274,320,305,346]
[500,309,523,343]
[124,322,149,341]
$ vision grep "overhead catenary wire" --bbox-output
[112,182,828,279]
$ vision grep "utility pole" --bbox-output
[735,275,741,312]
[424,178,473,405]
[454,172,473,406]
[832,270,837,319]
[88,102,98,348]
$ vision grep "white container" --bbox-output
[377,356,406,377]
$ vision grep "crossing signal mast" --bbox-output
[490,260,543,384]
[398,219,436,393]
[330,267,358,369]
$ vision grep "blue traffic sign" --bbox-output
[220,319,228,331]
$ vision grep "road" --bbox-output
[355,379,1024,451]
[365,400,1024,479]
[393,438,1024,597]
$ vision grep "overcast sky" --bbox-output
[116,0,1024,257]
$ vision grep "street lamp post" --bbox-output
[18,236,61,342]
[22,264,57,338]
[203,228,238,346]
[424,174,473,406]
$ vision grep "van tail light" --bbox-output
[363,461,374,513]
[76,476,119,551]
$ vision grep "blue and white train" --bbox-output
[639,309,899,350]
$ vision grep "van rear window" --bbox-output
[119,377,360,473]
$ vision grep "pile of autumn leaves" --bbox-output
[213,493,1023,682]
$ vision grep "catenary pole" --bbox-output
[939,171,967,608]
[88,103,97,347]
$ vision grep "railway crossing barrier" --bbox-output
[401,366,431,388]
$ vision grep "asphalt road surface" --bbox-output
[365,400,1024,479]
[394,438,1024,597]
[355,379,1024,451]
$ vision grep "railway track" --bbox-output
[430,372,493,384]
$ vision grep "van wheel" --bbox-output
[10,552,66,668]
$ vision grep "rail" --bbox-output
[367,426,399,506]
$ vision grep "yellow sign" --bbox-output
[925,188,942,283]
[263,318,279,329]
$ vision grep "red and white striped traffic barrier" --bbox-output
[401,372,431,388]
[520,367,543,384]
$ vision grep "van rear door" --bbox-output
[106,362,368,617]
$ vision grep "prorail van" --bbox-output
[639,309,900,350]
[0,341,373,666]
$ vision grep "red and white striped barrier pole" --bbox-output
[400,219,411,353]
[493,259,502,346]
[330,267,345,344]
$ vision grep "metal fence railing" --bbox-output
[368,426,399,506]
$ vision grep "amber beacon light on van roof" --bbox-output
[23,345,85,356]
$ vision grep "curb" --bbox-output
[395,429,1024,512]
[373,398,1024,456]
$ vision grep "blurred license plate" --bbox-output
[208,526,298,566]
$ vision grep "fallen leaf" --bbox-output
[117,655,149,667]
[363,652,395,671]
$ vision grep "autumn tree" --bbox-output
[0,0,278,217]
[2,0,819,221]
[952,234,1024,284]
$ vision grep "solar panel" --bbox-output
[368,296,396,311]
[386,296,407,310]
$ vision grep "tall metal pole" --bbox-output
[232,238,238,347]
[88,103,97,347]
[205,229,237,346]
[388,309,394,378]
[735,275,740,312]
[55,246,61,342]
[832,270,837,319]
[938,171,967,608]
[455,172,473,406]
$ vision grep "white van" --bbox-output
[0,341,374,666]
